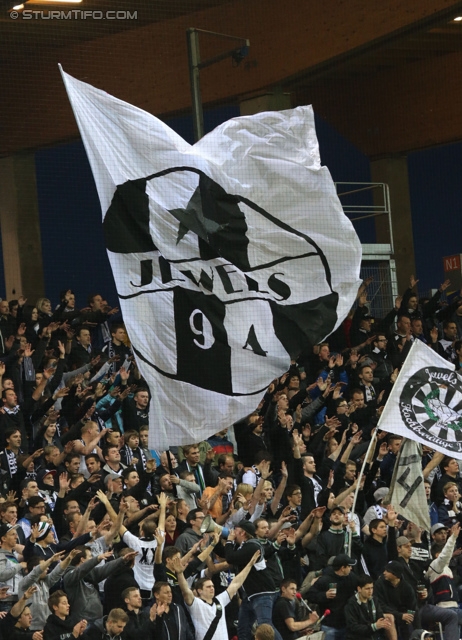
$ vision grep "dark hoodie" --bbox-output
[306,565,358,628]
[103,564,138,615]
[82,616,124,640]
[123,608,156,640]
[43,613,78,640]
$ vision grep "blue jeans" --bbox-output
[238,592,283,640]
[321,626,346,640]
[420,604,459,640]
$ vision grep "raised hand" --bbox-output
[122,550,138,564]
[6,490,17,503]
[409,274,419,289]
[155,528,165,546]
[158,492,168,509]
[59,472,70,493]
[259,460,272,480]
[311,506,326,519]
[23,585,38,600]
[55,387,70,399]
[95,489,109,505]
[439,279,451,292]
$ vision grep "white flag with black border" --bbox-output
[378,339,462,459]
[60,67,362,450]
[387,438,430,532]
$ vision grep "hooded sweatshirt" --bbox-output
[63,556,125,623]
[43,614,78,640]
[0,547,23,601]
[18,561,66,630]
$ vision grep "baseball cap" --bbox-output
[236,520,256,538]
[0,522,18,540]
[36,522,52,541]
[385,560,403,578]
[396,536,412,547]
[331,505,345,514]
[332,553,356,569]
[431,523,448,535]
[37,469,57,483]
[104,472,122,486]
[374,487,389,503]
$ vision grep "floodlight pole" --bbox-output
[187,28,250,142]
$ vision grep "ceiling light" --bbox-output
[454,16,462,21]
[26,0,83,3]
[12,3,24,8]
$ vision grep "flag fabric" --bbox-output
[60,67,362,450]
[386,438,430,531]
[378,339,462,459]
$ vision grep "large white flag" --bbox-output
[60,67,362,450]
[379,339,462,459]
[387,438,430,531]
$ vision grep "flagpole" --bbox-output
[348,430,377,555]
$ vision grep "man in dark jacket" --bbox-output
[361,518,392,580]
[103,548,139,615]
[225,520,282,640]
[273,578,319,640]
[374,561,416,640]
[82,609,128,640]
[43,590,87,640]
[293,449,331,519]
[345,575,393,640]
[151,582,194,640]
[314,506,362,571]
[121,587,156,640]
[306,553,359,640]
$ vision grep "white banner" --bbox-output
[378,339,462,458]
[60,67,362,450]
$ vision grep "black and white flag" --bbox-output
[387,438,430,531]
[60,68,362,450]
[378,339,462,459]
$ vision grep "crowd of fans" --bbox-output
[0,276,460,640]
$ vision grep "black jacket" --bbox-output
[305,566,358,628]
[345,593,386,640]
[82,617,124,640]
[361,536,390,581]
[373,574,417,621]
[151,603,194,640]
[224,538,277,598]
[293,457,331,519]
[44,614,78,640]
[103,564,139,615]
[123,608,156,640]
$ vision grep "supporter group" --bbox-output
[0,276,461,640]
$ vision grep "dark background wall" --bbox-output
[408,141,462,294]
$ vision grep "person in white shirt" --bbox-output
[173,550,260,640]
[97,490,161,599]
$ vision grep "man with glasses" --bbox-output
[284,486,302,527]
[175,509,206,555]
[17,496,46,539]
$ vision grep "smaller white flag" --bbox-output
[378,339,462,459]
[387,438,430,531]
